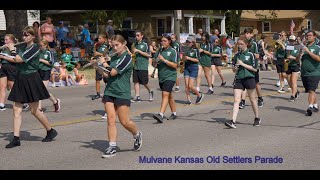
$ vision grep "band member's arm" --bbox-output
[126,46,133,56]
[98,55,131,77]
[39,51,53,66]
[134,48,151,58]
[303,46,320,62]
[158,53,178,69]
[186,51,199,63]
[236,54,257,72]
[12,44,40,64]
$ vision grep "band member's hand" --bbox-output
[98,56,106,65]
[158,55,164,61]
[236,59,244,66]
[199,48,204,53]
[7,43,15,51]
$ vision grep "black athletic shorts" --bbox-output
[159,80,175,92]
[0,63,17,81]
[102,95,131,107]
[211,58,223,66]
[255,69,260,83]
[301,76,320,93]
[234,77,256,90]
[95,70,108,83]
[133,69,149,85]
[286,65,300,75]
[38,70,51,81]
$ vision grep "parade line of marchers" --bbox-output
[139,156,284,164]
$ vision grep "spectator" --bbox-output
[210,29,220,44]
[226,35,235,66]
[41,17,56,49]
[62,32,77,49]
[195,28,203,43]
[60,62,77,86]
[73,63,88,85]
[32,21,41,39]
[81,24,92,57]
[50,62,63,87]
[56,21,69,46]
[105,20,115,38]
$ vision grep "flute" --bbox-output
[0,42,27,51]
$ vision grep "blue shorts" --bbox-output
[184,63,198,79]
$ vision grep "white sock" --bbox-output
[134,132,140,138]
[172,112,177,115]
[159,113,164,117]
[109,142,116,147]
[196,87,200,92]
[209,87,213,91]
[313,104,318,109]
[309,104,314,108]
[0,103,4,107]
[176,86,179,89]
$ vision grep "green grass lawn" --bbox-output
[78,68,96,80]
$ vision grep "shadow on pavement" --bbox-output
[0,131,43,141]
[91,110,105,116]
[77,140,132,153]
[274,106,306,114]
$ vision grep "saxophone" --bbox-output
[131,43,136,64]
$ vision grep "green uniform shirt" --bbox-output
[38,49,53,71]
[97,43,109,55]
[185,47,200,65]
[248,38,259,68]
[104,51,133,100]
[234,49,256,79]
[288,48,299,67]
[211,45,222,61]
[133,41,150,70]
[17,44,40,75]
[172,41,181,61]
[200,43,212,67]
[275,41,287,64]
[156,47,178,83]
[0,48,11,64]
[301,43,320,77]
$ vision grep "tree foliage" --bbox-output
[82,10,127,29]
[4,10,28,42]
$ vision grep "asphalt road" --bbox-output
[0,68,320,170]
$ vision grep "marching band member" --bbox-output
[38,38,61,112]
[1,26,58,148]
[225,36,260,129]
[296,30,320,116]
[131,30,154,103]
[152,34,178,123]
[0,34,17,111]
[92,33,109,100]
[96,34,142,158]
[286,35,300,102]
[198,32,214,95]
[171,34,182,93]
[210,36,226,89]
[183,36,204,105]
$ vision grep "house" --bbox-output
[44,10,227,43]
[0,10,40,34]
[240,10,320,38]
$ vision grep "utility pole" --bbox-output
[174,10,181,42]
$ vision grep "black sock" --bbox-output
[97,92,100,95]
[13,136,20,140]
[258,97,263,100]
[241,99,245,103]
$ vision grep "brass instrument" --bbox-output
[150,46,163,78]
[0,42,27,51]
[131,43,136,64]
[180,54,187,74]
[274,39,285,50]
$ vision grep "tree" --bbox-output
[4,10,28,42]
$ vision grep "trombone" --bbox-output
[0,42,27,51]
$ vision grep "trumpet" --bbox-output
[131,43,137,64]
[150,46,164,78]
[274,40,285,50]
[0,42,27,51]
[82,50,119,69]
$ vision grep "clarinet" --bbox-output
[151,46,163,78]
[232,52,241,86]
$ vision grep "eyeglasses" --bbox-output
[23,32,30,37]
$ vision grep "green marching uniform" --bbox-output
[0,48,17,82]
[134,41,149,71]
[104,51,133,100]
[8,44,50,103]
[232,49,257,90]
[211,45,223,66]
[38,49,53,81]
[200,43,212,67]
[172,40,181,64]
[156,47,178,83]
[286,48,300,74]
[300,43,320,93]
[96,43,109,82]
